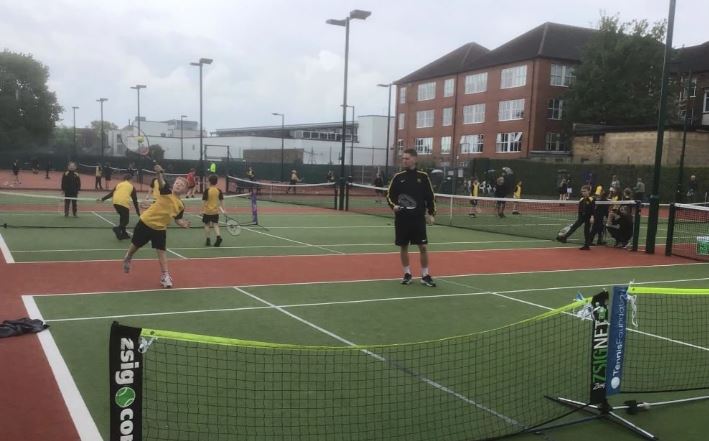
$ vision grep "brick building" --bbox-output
[394,22,595,164]
[674,41,709,128]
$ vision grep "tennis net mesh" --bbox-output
[666,203,709,261]
[227,175,337,210]
[348,183,641,248]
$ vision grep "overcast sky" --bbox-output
[1,0,706,131]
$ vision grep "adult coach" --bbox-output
[61,162,81,217]
[386,148,436,287]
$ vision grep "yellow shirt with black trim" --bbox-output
[150,178,161,199]
[471,182,479,197]
[202,186,223,215]
[112,181,137,209]
[140,192,184,230]
[513,183,522,199]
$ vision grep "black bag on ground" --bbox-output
[0,318,49,338]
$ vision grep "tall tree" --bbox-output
[564,16,667,127]
[0,50,63,148]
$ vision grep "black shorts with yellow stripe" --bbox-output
[202,214,219,224]
[131,220,167,251]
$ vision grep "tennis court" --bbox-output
[2,186,708,441]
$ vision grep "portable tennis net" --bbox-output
[665,203,709,261]
[227,175,337,210]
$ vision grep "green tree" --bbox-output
[88,120,118,152]
[563,15,668,127]
[0,50,63,148]
[148,144,165,161]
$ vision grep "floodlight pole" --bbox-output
[180,114,187,160]
[72,106,79,160]
[97,98,108,163]
[645,0,676,254]
[327,9,371,210]
[130,84,146,136]
[272,112,285,181]
[191,58,213,191]
[377,83,392,180]
[675,71,692,203]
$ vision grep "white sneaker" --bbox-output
[123,258,131,273]
[160,273,173,288]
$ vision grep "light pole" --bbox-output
[97,98,108,163]
[327,9,371,210]
[377,83,393,181]
[342,104,355,178]
[272,112,285,181]
[130,84,146,136]
[72,106,79,159]
[190,57,213,191]
[180,114,187,160]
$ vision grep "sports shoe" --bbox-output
[401,273,412,285]
[420,275,436,287]
[122,258,131,273]
[579,245,591,250]
[119,232,131,240]
[214,236,222,247]
[556,236,567,243]
[112,226,121,239]
[205,238,211,246]
[160,273,173,288]
[468,212,476,218]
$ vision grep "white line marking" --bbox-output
[0,231,15,263]
[21,295,102,441]
[233,286,522,428]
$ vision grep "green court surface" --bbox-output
[29,263,709,441]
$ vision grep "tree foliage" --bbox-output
[0,50,63,149]
[564,15,668,127]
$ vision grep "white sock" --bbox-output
[403,266,411,275]
[422,268,429,277]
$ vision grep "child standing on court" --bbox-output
[202,174,226,247]
[556,184,595,250]
[122,165,191,288]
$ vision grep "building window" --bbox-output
[500,65,527,89]
[460,134,484,153]
[464,72,487,94]
[397,139,404,155]
[496,132,522,152]
[398,113,405,130]
[679,76,697,100]
[463,104,485,124]
[545,132,568,151]
[399,86,406,104]
[498,99,525,121]
[416,110,434,128]
[548,99,563,120]
[417,82,436,101]
[550,64,575,87]
[704,90,709,113]
[441,136,451,154]
[443,78,455,97]
[415,137,433,155]
[442,107,453,126]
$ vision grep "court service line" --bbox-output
[92,211,187,259]
[232,286,522,428]
[21,295,102,440]
[0,232,15,263]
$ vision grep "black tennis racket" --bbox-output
[397,194,417,210]
[223,215,241,236]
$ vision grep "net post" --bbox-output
[345,182,350,211]
[333,183,338,210]
[631,201,642,252]
[664,203,676,256]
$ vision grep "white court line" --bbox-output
[0,231,15,263]
[233,286,522,428]
[92,211,187,260]
[21,295,102,441]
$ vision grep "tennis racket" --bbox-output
[223,215,241,236]
[397,194,417,210]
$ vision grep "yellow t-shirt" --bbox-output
[514,183,522,199]
[140,194,184,230]
[112,181,136,209]
[150,178,161,199]
[202,187,223,215]
[471,182,479,197]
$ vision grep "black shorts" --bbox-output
[395,216,428,246]
[131,220,167,251]
[202,214,219,224]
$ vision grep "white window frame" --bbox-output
[496,132,522,153]
[396,139,404,155]
[460,134,484,153]
[545,132,568,151]
[440,136,452,154]
[417,82,436,101]
[399,86,406,104]
[442,107,453,126]
[443,78,455,97]
[498,99,525,121]
[464,72,487,94]
[548,99,563,120]
[704,90,709,113]
[463,104,485,124]
[415,137,433,155]
[416,110,434,128]
[398,113,405,130]
[550,64,575,87]
[500,65,527,89]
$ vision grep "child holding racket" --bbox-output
[122,165,190,288]
[386,148,437,287]
[202,174,226,247]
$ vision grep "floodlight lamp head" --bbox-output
[349,9,371,20]
[326,18,347,27]
[377,83,390,88]
[199,58,213,65]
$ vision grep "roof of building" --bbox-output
[674,41,709,73]
[395,22,596,85]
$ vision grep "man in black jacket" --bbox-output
[61,162,82,217]
[386,148,437,287]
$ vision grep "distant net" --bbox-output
[227,175,337,210]
[110,299,595,441]
[666,203,709,262]
[348,183,640,247]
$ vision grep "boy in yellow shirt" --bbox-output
[202,174,226,246]
[98,174,140,239]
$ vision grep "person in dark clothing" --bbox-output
[556,184,595,250]
[45,160,51,179]
[590,190,609,245]
[373,171,384,204]
[687,175,699,202]
[494,176,507,217]
[606,207,633,248]
[61,162,82,217]
[11,160,21,185]
[386,148,437,287]
[31,158,39,174]
[103,163,113,188]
